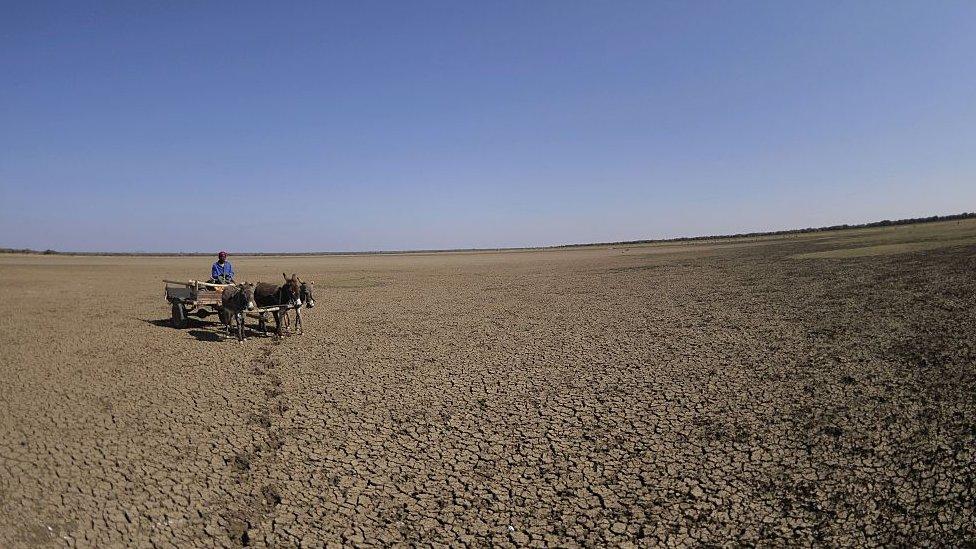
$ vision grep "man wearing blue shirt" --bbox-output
[210,251,235,284]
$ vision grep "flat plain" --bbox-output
[1,219,974,547]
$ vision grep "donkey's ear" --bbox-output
[282,273,288,280]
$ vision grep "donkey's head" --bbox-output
[239,282,256,311]
[300,281,315,308]
[282,273,302,307]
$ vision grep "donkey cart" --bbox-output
[163,279,297,336]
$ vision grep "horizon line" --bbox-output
[2,212,973,257]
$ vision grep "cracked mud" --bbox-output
[1,221,974,546]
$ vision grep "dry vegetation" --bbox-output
[1,219,974,546]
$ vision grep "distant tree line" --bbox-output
[0,248,60,255]
[3,212,974,256]
[552,212,976,248]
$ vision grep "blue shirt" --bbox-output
[211,261,234,281]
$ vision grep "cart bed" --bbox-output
[165,281,225,306]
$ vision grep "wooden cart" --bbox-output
[163,279,229,328]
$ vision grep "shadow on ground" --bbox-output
[187,329,224,342]
[140,318,237,342]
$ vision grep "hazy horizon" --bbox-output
[3,2,975,253]
[3,211,971,255]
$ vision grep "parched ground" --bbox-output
[1,220,974,547]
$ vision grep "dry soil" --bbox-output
[1,220,974,547]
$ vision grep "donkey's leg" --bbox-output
[295,307,303,335]
[273,310,282,338]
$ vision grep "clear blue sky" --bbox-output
[2,1,974,252]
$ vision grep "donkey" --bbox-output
[220,282,256,342]
[254,274,301,337]
[292,280,315,335]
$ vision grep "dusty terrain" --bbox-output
[1,219,974,547]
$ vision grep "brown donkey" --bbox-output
[253,273,301,337]
[220,282,257,342]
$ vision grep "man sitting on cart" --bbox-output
[209,251,235,284]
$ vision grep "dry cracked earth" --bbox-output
[1,221,974,547]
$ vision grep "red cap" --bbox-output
[218,251,227,257]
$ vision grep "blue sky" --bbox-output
[1,1,974,252]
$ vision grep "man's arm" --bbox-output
[212,263,220,280]
[227,263,235,280]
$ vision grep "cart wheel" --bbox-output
[171,302,188,328]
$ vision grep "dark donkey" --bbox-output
[254,274,301,337]
[291,280,315,335]
[220,282,256,342]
